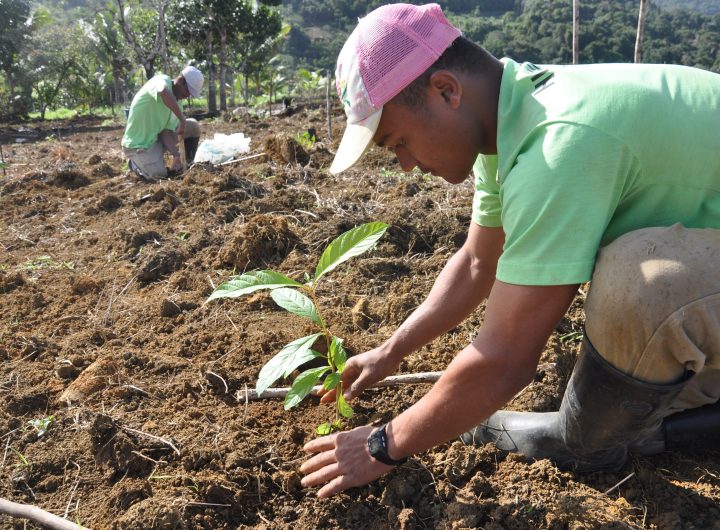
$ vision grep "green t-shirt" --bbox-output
[122,75,181,150]
[472,59,720,285]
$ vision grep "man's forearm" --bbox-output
[386,281,579,459]
[160,89,186,125]
[382,235,500,361]
[386,342,534,459]
[159,129,180,157]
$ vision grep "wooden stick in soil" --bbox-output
[326,69,333,142]
[0,497,90,530]
[217,152,267,166]
[237,371,444,401]
[0,144,6,177]
[178,133,187,172]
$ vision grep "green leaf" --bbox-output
[316,420,343,436]
[270,288,322,326]
[207,270,302,302]
[314,222,389,282]
[323,372,340,391]
[256,333,322,396]
[338,393,354,419]
[329,336,347,372]
[284,366,329,410]
[27,415,54,437]
[316,422,333,435]
[0,161,7,169]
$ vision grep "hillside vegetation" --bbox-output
[2,0,719,121]
[282,0,720,72]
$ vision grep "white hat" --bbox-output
[181,66,204,97]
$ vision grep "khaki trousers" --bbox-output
[585,224,720,413]
[123,118,201,178]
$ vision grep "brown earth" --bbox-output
[0,108,718,530]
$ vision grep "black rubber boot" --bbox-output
[631,400,720,455]
[184,136,199,164]
[461,337,691,472]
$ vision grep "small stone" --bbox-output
[56,363,80,380]
[160,299,181,317]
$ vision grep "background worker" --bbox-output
[122,65,203,180]
[300,3,720,498]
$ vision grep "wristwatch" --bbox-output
[367,424,408,466]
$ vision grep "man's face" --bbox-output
[372,95,479,184]
[175,77,191,100]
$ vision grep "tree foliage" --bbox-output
[0,0,31,74]
[2,0,718,120]
[168,0,283,112]
[281,0,720,74]
[654,0,720,15]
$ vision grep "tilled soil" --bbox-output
[0,110,718,529]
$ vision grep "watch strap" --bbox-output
[367,424,408,466]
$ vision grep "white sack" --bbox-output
[193,133,251,164]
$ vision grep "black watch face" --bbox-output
[368,431,383,454]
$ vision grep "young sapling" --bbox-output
[208,222,388,434]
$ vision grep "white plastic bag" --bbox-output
[193,132,251,164]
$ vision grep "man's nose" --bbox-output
[395,148,417,172]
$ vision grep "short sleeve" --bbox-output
[147,76,169,100]
[497,123,640,285]
[472,154,502,227]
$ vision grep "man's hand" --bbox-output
[171,155,183,172]
[300,425,395,498]
[177,118,187,139]
[319,346,402,404]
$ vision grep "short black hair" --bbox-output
[393,36,496,109]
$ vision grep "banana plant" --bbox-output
[208,221,389,434]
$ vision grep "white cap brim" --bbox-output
[330,108,382,174]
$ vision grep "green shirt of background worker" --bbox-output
[122,65,204,180]
[299,3,720,498]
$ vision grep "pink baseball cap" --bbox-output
[330,3,461,174]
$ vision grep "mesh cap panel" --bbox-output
[358,25,419,102]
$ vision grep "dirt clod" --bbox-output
[111,498,182,530]
[216,214,297,270]
[264,133,310,165]
[58,357,119,404]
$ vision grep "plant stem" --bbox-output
[304,284,341,423]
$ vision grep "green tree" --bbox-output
[168,0,282,112]
[0,0,32,116]
[234,6,285,105]
[82,8,134,110]
[22,10,82,118]
[116,0,169,79]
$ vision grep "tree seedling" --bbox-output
[208,222,388,434]
[27,415,55,438]
[22,255,75,272]
[295,130,317,149]
[11,449,32,472]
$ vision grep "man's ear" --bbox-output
[428,70,462,109]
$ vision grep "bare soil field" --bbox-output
[0,108,718,529]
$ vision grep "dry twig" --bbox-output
[604,471,636,495]
[121,426,181,456]
[0,497,90,530]
[236,371,443,401]
[63,461,81,520]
